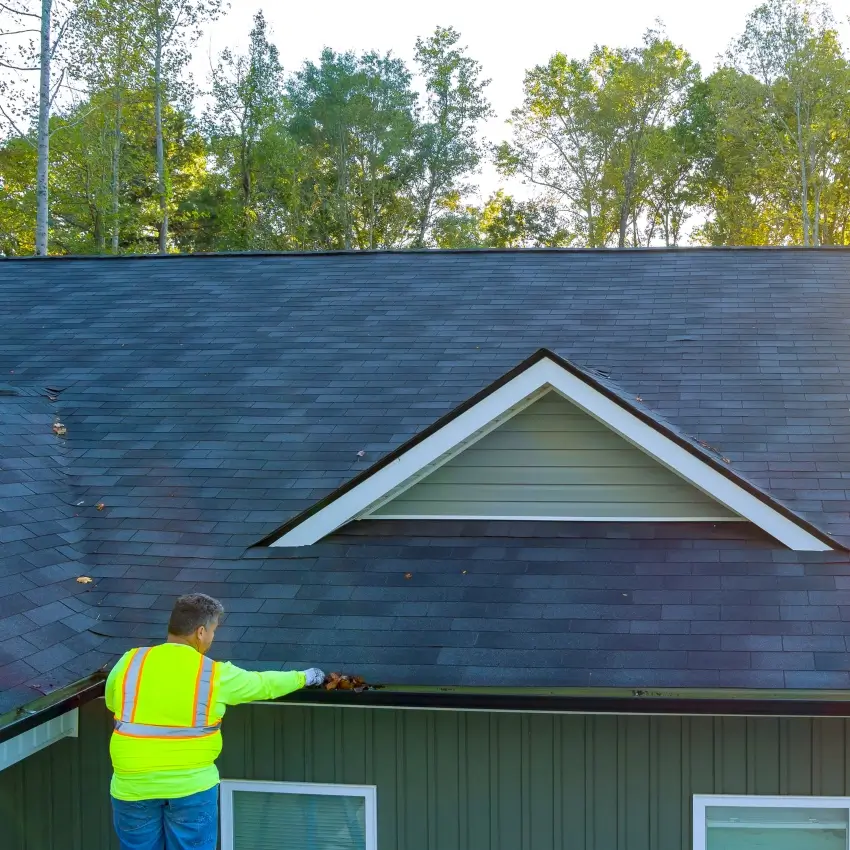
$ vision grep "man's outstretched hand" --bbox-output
[303,668,326,687]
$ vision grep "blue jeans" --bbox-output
[111,785,218,850]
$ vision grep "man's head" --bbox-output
[167,593,224,654]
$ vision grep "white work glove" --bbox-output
[303,668,325,687]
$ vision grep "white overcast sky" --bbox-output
[193,0,850,201]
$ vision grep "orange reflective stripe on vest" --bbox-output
[114,649,220,739]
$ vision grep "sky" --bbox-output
[194,0,850,203]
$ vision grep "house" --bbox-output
[3,248,850,849]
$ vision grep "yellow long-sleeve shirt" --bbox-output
[105,644,305,801]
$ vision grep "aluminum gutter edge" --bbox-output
[0,676,106,746]
[280,687,850,718]
[6,678,850,748]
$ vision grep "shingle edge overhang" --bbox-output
[259,348,842,552]
[8,678,850,746]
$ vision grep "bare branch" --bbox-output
[0,1,40,17]
[49,13,74,60]
[49,102,100,136]
[0,100,35,145]
[0,58,39,71]
[49,66,65,107]
[0,28,39,36]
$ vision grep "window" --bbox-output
[694,795,850,850]
[220,780,377,850]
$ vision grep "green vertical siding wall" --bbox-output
[5,699,850,849]
[369,392,737,520]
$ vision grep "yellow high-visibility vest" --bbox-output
[109,644,223,775]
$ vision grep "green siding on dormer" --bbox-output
[369,391,738,520]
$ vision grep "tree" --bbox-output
[432,189,567,248]
[497,50,618,247]
[0,87,207,253]
[134,0,223,253]
[287,48,418,249]
[605,29,699,247]
[730,0,847,245]
[0,0,87,254]
[411,25,491,246]
[203,9,282,249]
[498,30,698,248]
[73,0,146,251]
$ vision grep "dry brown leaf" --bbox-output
[96,502,105,511]
[404,572,413,580]
[76,576,93,584]
[52,421,67,437]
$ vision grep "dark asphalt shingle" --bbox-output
[2,251,850,711]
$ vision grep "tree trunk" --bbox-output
[338,122,350,250]
[35,0,52,256]
[813,182,820,247]
[110,36,125,254]
[240,134,252,249]
[795,99,810,247]
[154,13,168,254]
[94,210,105,253]
[618,153,636,249]
[415,174,436,248]
[111,90,123,254]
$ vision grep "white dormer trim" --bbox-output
[270,355,832,551]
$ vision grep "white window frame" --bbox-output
[270,354,832,551]
[220,778,378,850]
[693,794,850,850]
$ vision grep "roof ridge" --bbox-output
[7,245,850,261]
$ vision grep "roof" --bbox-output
[3,248,850,715]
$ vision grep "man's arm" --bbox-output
[217,663,324,706]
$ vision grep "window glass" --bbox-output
[233,790,367,850]
[706,805,848,850]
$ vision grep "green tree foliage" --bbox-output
[287,48,419,249]
[200,10,284,250]
[4,8,850,255]
[698,0,850,245]
[411,25,492,246]
[0,90,207,254]
[498,28,699,247]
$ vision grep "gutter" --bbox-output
[7,676,850,747]
[0,675,105,746]
[281,686,850,718]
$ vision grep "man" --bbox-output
[105,592,325,850]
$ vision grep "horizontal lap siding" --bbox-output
[5,700,850,849]
[371,392,737,520]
